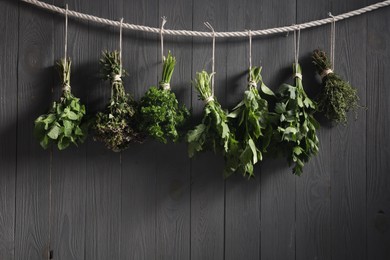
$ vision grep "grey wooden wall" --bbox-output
[0,0,389,259]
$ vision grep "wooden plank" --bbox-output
[224,0,261,259]
[366,2,390,259]
[330,0,367,259]
[15,1,53,259]
[259,1,296,259]
[120,0,158,259]
[190,0,227,259]
[46,1,89,259]
[84,0,122,259]
[156,0,192,259]
[295,1,332,260]
[0,1,18,259]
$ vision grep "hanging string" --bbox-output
[329,12,336,70]
[247,30,257,88]
[204,22,215,100]
[62,4,71,93]
[160,16,167,63]
[119,17,124,78]
[293,25,302,80]
[64,4,68,60]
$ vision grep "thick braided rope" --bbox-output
[22,0,390,38]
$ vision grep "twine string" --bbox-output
[329,12,336,70]
[204,22,215,97]
[293,25,300,66]
[160,16,167,63]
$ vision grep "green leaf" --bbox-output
[47,125,61,140]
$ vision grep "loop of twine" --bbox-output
[204,22,216,97]
[64,4,68,60]
[293,24,301,66]
[160,82,170,90]
[205,96,215,104]
[62,83,71,92]
[293,73,302,80]
[160,16,167,63]
[328,12,336,70]
[119,17,124,77]
[248,30,252,71]
[320,68,333,79]
[249,81,257,88]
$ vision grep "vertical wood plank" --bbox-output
[366,2,390,259]
[224,0,261,259]
[0,1,18,259]
[84,0,122,259]
[330,1,367,260]
[295,1,332,260]
[15,1,53,259]
[156,0,192,259]
[259,1,296,259]
[48,1,88,259]
[120,0,158,259]
[191,0,227,259]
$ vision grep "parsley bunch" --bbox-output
[34,58,88,150]
[271,63,320,175]
[225,66,274,178]
[138,52,189,143]
[186,71,237,160]
[94,51,144,152]
[312,49,361,124]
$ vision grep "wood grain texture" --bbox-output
[156,0,192,259]
[330,0,367,259]
[190,0,228,259]
[366,1,390,259]
[15,1,53,259]
[0,0,18,259]
[224,0,262,259]
[295,1,332,260]
[259,1,297,259]
[120,0,158,259]
[47,1,88,259]
[84,0,122,259]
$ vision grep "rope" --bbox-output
[21,0,390,38]
[204,22,215,97]
[329,12,336,70]
[160,16,167,63]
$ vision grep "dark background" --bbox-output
[0,0,389,259]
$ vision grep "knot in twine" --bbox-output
[249,81,257,88]
[205,96,214,104]
[160,82,170,90]
[113,74,122,82]
[62,83,71,92]
[320,68,333,79]
[293,73,302,80]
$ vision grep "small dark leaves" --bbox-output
[312,49,362,125]
[270,63,320,175]
[186,71,237,167]
[139,52,190,143]
[34,58,89,150]
[93,51,144,152]
[225,66,274,178]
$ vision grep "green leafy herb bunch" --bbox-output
[271,63,320,175]
[34,58,88,150]
[225,66,274,178]
[312,49,361,124]
[93,51,144,152]
[138,51,190,143]
[186,70,237,161]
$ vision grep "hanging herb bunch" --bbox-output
[138,51,190,143]
[225,66,274,178]
[34,58,88,150]
[271,63,320,175]
[93,51,144,152]
[186,71,237,160]
[312,49,361,124]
